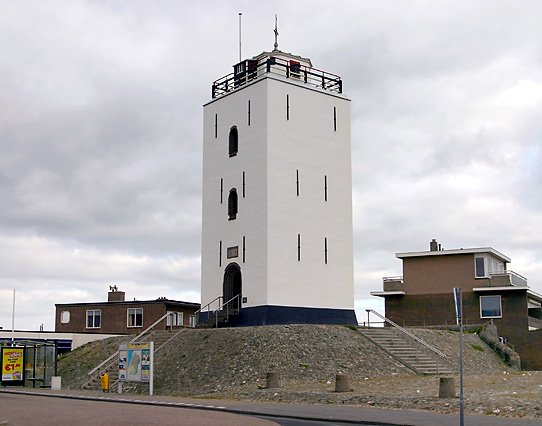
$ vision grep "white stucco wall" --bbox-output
[201,60,354,311]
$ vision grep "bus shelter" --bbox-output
[0,339,58,388]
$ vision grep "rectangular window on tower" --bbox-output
[242,172,246,197]
[286,95,290,120]
[289,61,301,79]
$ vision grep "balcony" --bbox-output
[383,276,404,292]
[488,271,528,287]
[211,54,343,99]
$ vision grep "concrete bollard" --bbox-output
[438,377,456,398]
[335,374,350,392]
[266,372,280,389]
[51,376,61,390]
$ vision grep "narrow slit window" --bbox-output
[333,107,337,131]
[220,178,223,204]
[296,169,299,196]
[286,94,290,120]
[243,236,246,263]
[248,100,251,125]
[229,126,238,157]
[219,241,222,267]
[324,237,328,264]
[297,234,301,261]
[324,175,328,201]
[214,114,218,138]
[228,189,238,220]
[242,172,246,197]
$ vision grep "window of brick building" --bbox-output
[167,311,183,327]
[127,308,143,327]
[60,311,70,324]
[86,310,101,329]
[480,295,502,318]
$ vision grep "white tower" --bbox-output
[200,47,356,326]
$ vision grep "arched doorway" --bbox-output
[223,263,242,309]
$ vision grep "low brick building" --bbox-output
[371,240,542,369]
[55,288,200,335]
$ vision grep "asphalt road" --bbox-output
[0,393,278,426]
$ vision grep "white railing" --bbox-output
[382,276,403,283]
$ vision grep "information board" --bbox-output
[119,342,153,383]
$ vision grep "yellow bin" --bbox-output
[100,373,109,392]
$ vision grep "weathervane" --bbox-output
[273,14,279,51]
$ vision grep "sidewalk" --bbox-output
[1,387,540,426]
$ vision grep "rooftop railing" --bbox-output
[212,55,342,99]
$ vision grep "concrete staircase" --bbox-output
[360,327,454,375]
[83,329,183,391]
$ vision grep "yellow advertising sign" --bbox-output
[127,342,150,349]
[2,348,24,381]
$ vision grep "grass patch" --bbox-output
[342,325,358,331]
[299,364,309,368]
[471,344,485,352]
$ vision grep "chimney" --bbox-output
[108,285,125,302]
[430,239,439,252]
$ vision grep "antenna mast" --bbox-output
[273,14,279,51]
[239,13,242,62]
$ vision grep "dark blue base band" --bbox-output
[199,305,357,327]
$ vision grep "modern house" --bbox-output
[55,288,200,335]
[200,38,356,326]
[371,239,542,369]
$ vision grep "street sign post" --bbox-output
[453,287,465,426]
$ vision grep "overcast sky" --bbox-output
[2,1,542,330]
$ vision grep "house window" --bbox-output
[86,310,101,329]
[167,312,184,327]
[228,189,238,220]
[480,295,502,318]
[475,257,485,277]
[229,126,238,157]
[189,315,196,328]
[127,308,143,327]
[475,256,504,278]
[60,311,70,324]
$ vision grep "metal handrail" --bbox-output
[212,55,342,99]
[209,294,241,328]
[88,311,171,377]
[367,309,448,359]
[194,296,222,316]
